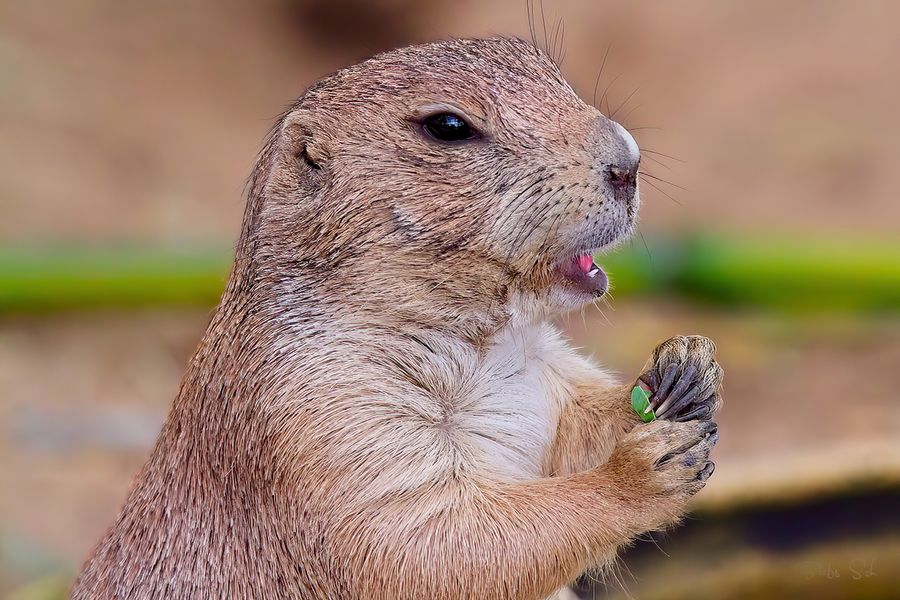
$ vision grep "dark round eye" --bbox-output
[422,113,477,142]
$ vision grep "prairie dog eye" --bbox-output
[422,112,478,142]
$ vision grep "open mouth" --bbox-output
[557,253,609,297]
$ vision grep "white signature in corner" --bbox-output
[800,559,877,581]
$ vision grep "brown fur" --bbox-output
[72,38,721,599]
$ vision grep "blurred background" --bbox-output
[1,1,898,598]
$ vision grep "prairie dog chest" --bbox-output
[448,324,574,480]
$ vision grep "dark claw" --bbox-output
[694,388,717,406]
[701,421,718,436]
[657,386,701,418]
[657,433,708,467]
[652,363,678,403]
[640,369,660,390]
[656,364,697,412]
[697,461,716,482]
[674,404,711,422]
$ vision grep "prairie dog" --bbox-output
[72,37,723,600]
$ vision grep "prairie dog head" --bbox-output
[254,37,640,329]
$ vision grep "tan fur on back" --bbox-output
[72,38,720,600]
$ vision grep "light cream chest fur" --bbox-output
[445,323,593,480]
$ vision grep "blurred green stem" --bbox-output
[1,235,898,313]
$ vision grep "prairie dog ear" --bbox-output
[281,113,329,173]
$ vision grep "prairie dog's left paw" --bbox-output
[639,335,723,421]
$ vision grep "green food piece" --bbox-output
[631,386,656,422]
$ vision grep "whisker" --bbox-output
[640,177,682,205]
[557,20,567,65]
[604,298,616,317]
[640,153,673,171]
[641,148,685,163]
[526,0,538,52]
[549,17,561,63]
[592,44,613,107]
[539,0,549,53]
[600,293,616,312]
[592,300,614,327]
[600,73,621,116]
[638,230,652,261]
[620,103,643,124]
[611,86,640,120]
[639,171,690,192]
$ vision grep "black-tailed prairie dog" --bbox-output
[72,37,723,600]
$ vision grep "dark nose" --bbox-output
[606,161,638,190]
[594,116,641,199]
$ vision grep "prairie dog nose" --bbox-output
[609,120,640,180]
[607,162,638,189]
[594,117,640,191]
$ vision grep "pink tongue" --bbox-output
[577,254,594,274]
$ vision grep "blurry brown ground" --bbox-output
[1,0,899,598]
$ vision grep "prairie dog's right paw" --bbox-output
[639,335,723,422]
[606,419,718,528]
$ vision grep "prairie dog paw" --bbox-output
[638,335,723,421]
[608,419,718,527]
